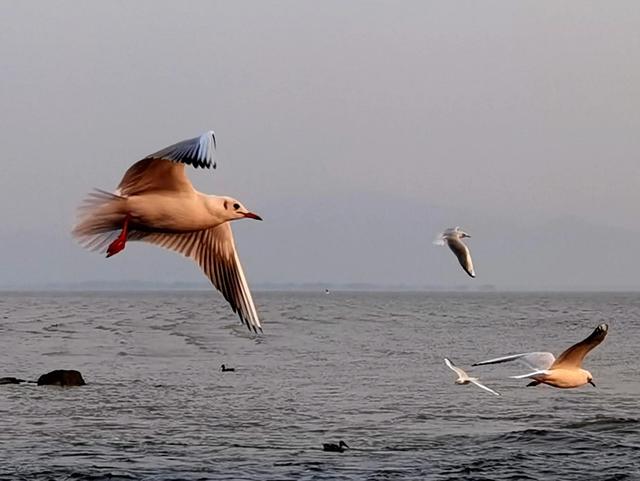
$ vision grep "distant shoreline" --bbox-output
[1,284,639,293]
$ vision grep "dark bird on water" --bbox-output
[220,364,235,372]
[322,440,349,452]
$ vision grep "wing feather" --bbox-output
[444,357,467,378]
[551,324,608,369]
[510,370,550,379]
[469,379,501,396]
[473,352,556,371]
[135,223,261,332]
[117,131,217,196]
[446,238,475,278]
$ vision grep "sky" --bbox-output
[1,1,639,290]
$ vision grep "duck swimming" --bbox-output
[220,364,235,372]
[322,440,349,452]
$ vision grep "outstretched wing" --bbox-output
[510,370,551,379]
[551,324,608,369]
[117,131,217,196]
[444,357,468,378]
[132,222,261,332]
[469,379,501,396]
[446,238,476,278]
[473,352,556,371]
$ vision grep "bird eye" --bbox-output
[233,203,240,210]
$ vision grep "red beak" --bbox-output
[243,212,263,221]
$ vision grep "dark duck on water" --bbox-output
[322,440,349,452]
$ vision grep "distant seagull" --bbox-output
[325,288,330,295]
[220,364,235,372]
[473,324,608,389]
[444,358,500,396]
[434,227,475,278]
[323,440,349,452]
[72,131,263,332]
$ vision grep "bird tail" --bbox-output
[432,233,446,246]
[72,189,128,252]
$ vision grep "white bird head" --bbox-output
[444,226,471,240]
[215,196,262,222]
[456,227,471,238]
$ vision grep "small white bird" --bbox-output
[434,227,475,278]
[444,357,500,396]
[72,131,263,332]
[473,324,608,389]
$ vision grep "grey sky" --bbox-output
[1,1,639,289]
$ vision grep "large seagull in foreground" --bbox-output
[72,131,263,332]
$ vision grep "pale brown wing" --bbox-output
[117,131,217,196]
[551,324,608,369]
[117,159,194,196]
[446,238,476,278]
[132,223,261,332]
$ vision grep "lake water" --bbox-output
[0,291,638,480]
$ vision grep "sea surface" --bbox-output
[0,291,638,481]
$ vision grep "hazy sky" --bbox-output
[1,1,639,289]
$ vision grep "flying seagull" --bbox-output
[444,358,500,396]
[72,131,263,332]
[434,227,475,278]
[473,323,608,389]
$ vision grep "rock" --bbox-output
[37,370,86,387]
[0,377,26,385]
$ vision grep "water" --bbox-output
[0,291,639,480]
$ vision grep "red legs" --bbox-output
[106,214,132,258]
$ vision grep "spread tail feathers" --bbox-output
[72,189,128,252]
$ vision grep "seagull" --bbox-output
[322,440,349,452]
[434,227,475,278]
[473,323,608,389]
[444,358,500,396]
[72,131,263,332]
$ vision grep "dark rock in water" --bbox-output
[37,370,86,387]
[0,377,27,385]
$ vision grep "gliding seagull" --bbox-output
[473,324,608,389]
[444,358,500,396]
[72,131,263,332]
[434,227,476,278]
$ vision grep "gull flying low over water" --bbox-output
[473,324,608,389]
[72,131,263,332]
[434,227,476,278]
[444,358,500,396]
